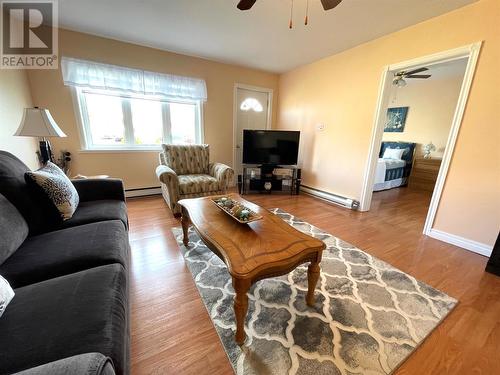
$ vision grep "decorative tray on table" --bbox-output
[211,196,263,224]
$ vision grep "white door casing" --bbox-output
[359,42,482,239]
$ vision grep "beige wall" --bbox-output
[277,0,500,246]
[0,70,38,169]
[27,29,279,189]
[383,74,465,158]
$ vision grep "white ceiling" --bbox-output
[419,58,468,80]
[58,0,476,73]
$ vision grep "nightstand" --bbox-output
[409,158,442,192]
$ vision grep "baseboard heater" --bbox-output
[301,185,359,210]
[125,186,162,198]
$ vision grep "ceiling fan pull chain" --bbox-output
[305,0,309,25]
[289,0,294,29]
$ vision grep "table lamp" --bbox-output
[14,107,66,164]
[423,141,436,159]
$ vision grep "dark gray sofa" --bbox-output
[0,151,130,375]
[13,353,115,375]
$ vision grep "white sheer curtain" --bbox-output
[61,57,207,101]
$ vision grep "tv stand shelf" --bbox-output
[239,166,301,195]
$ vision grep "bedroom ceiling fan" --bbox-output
[393,67,432,87]
[237,0,343,28]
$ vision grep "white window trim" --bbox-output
[70,87,204,152]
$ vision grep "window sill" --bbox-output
[78,148,161,153]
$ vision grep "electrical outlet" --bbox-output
[316,123,326,131]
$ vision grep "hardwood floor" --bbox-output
[128,188,500,375]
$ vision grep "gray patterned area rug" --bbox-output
[172,209,457,375]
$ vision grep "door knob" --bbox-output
[236,145,241,149]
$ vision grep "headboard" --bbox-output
[379,141,416,178]
[379,141,416,164]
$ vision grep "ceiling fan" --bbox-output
[237,0,343,28]
[237,0,342,11]
[393,67,432,87]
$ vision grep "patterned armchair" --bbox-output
[156,144,234,215]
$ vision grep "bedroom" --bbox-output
[371,58,468,211]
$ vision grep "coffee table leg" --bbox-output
[306,260,321,306]
[233,278,250,346]
[181,208,190,246]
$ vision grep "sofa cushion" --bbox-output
[162,144,209,175]
[0,220,129,289]
[0,264,129,375]
[59,200,128,230]
[13,353,116,375]
[178,174,219,195]
[0,194,29,265]
[0,151,61,234]
[25,162,80,220]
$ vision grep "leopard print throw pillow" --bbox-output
[25,162,79,220]
[0,275,14,318]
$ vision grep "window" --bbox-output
[240,97,263,112]
[61,57,207,151]
[75,88,202,150]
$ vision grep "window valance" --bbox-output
[61,57,207,101]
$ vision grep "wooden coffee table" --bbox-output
[178,194,325,345]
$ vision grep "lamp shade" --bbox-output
[14,108,66,138]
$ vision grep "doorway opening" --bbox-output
[359,42,482,238]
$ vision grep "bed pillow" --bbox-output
[383,148,405,160]
[0,274,15,318]
[25,162,79,220]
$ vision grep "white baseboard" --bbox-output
[301,185,359,210]
[428,228,493,257]
[125,187,162,198]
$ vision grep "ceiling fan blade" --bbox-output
[404,67,429,76]
[237,0,257,10]
[406,74,432,79]
[321,0,342,11]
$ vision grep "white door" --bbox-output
[234,87,271,177]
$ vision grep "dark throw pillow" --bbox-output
[25,162,80,220]
[0,151,60,234]
[0,194,29,265]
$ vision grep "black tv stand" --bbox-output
[240,165,301,195]
[259,164,279,177]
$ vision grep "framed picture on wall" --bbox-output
[385,107,409,132]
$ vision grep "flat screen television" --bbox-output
[242,130,300,166]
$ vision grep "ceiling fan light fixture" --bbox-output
[393,77,407,87]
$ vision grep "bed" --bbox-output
[373,141,416,191]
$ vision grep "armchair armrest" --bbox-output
[209,162,234,191]
[156,165,178,185]
[71,178,125,202]
[156,164,181,213]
